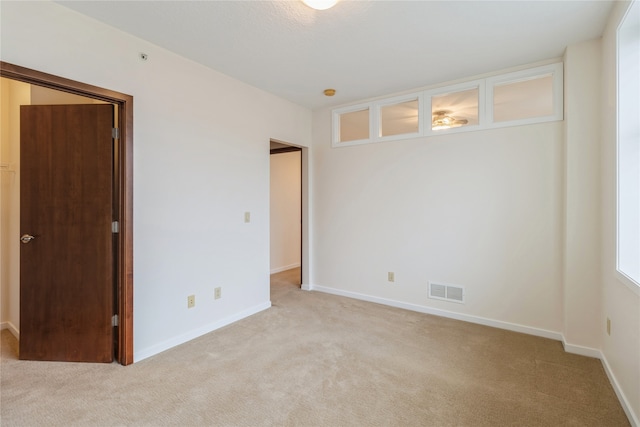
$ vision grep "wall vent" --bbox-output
[428,281,465,304]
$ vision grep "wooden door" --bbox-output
[20,104,114,363]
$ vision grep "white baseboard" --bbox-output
[601,352,640,427]
[0,321,19,339]
[308,284,562,340]
[134,301,271,363]
[561,339,602,359]
[270,263,301,275]
[305,284,638,426]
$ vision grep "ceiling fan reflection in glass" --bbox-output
[431,87,479,131]
[431,111,468,130]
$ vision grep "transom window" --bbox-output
[332,62,563,147]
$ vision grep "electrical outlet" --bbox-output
[606,317,611,335]
[244,212,251,223]
[187,295,195,308]
[388,272,395,282]
[214,287,222,300]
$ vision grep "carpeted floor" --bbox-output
[0,268,630,426]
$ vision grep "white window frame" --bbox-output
[424,79,484,137]
[374,92,423,143]
[332,102,372,147]
[485,62,563,128]
[615,0,640,293]
[331,61,564,147]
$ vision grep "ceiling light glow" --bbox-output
[302,0,338,10]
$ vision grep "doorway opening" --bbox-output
[0,62,133,365]
[270,140,303,290]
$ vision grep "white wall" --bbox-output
[600,1,640,423]
[562,39,603,351]
[2,5,637,421]
[311,108,564,334]
[270,151,301,273]
[0,1,312,361]
[310,7,638,422]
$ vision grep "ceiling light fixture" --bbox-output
[324,88,336,96]
[302,0,338,11]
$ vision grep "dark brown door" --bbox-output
[20,104,114,363]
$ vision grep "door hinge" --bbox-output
[112,128,120,139]
[112,314,119,327]
[112,221,119,234]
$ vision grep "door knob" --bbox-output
[20,234,36,244]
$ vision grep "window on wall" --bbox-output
[331,62,563,147]
[429,83,481,132]
[337,106,370,143]
[492,74,553,122]
[617,0,640,287]
[485,63,563,127]
[379,96,420,138]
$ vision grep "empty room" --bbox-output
[1,0,638,425]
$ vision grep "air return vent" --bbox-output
[428,281,465,304]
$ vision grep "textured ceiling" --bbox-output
[56,0,614,110]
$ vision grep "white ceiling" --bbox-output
[56,0,614,110]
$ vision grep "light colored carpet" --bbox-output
[0,268,630,426]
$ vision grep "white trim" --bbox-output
[615,270,640,296]
[424,79,484,137]
[485,62,563,128]
[374,92,423,142]
[0,321,19,339]
[601,352,640,427]
[332,102,372,147]
[307,284,562,341]
[270,263,301,275]
[561,339,602,359]
[133,301,271,362]
[331,61,563,147]
[615,0,640,292]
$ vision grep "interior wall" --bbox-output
[270,151,301,274]
[0,1,312,361]
[311,109,564,334]
[600,1,640,422]
[562,39,602,351]
[0,79,29,336]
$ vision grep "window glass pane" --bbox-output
[339,108,369,142]
[617,0,640,285]
[380,99,419,137]
[493,75,553,122]
[431,88,478,131]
